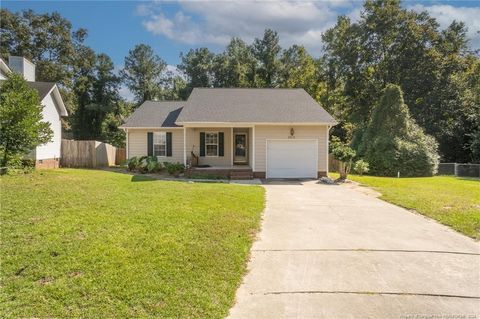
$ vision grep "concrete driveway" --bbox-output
[228,180,480,319]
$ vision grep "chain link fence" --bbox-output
[438,163,480,178]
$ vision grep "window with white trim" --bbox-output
[205,132,218,156]
[153,132,166,157]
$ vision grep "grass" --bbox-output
[0,169,265,318]
[330,173,480,239]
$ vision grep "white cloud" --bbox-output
[409,4,480,49]
[140,1,362,55]
[139,1,480,54]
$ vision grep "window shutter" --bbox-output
[200,132,205,157]
[166,132,172,157]
[219,132,224,157]
[147,132,153,156]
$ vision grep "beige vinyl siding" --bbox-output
[186,128,232,166]
[127,129,184,163]
[254,125,328,172]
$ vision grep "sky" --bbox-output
[3,0,480,100]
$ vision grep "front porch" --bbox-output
[184,126,254,179]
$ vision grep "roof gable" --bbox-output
[121,101,184,128]
[176,88,336,124]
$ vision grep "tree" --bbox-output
[121,44,167,104]
[361,84,439,176]
[252,29,281,87]
[322,0,479,162]
[0,9,86,87]
[178,48,215,92]
[101,100,133,147]
[280,45,318,96]
[330,136,356,180]
[212,38,256,87]
[0,74,53,169]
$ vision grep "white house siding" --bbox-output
[254,125,328,173]
[35,94,62,160]
[185,127,232,167]
[127,129,184,163]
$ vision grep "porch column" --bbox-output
[183,127,187,166]
[231,127,234,166]
[252,126,255,171]
[125,128,129,159]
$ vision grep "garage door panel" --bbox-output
[267,140,317,178]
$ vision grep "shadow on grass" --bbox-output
[131,175,157,182]
[457,177,480,182]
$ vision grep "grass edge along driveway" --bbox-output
[330,173,480,240]
[0,169,265,318]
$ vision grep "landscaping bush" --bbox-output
[353,160,369,176]
[360,84,439,177]
[125,156,161,173]
[330,136,356,180]
[163,162,185,176]
[125,157,139,171]
[138,156,161,173]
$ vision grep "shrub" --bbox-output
[138,156,161,173]
[126,156,161,173]
[361,84,439,177]
[126,157,139,171]
[0,74,53,169]
[163,162,185,176]
[353,160,369,176]
[330,136,356,180]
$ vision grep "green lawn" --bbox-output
[330,173,480,239]
[0,169,265,318]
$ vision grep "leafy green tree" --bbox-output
[213,38,256,87]
[252,29,281,87]
[178,48,215,91]
[121,44,167,104]
[71,51,124,141]
[322,0,479,162]
[161,74,188,100]
[0,9,86,86]
[361,84,439,176]
[330,136,356,180]
[280,45,318,96]
[0,74,53,168]
[101,100,133,147]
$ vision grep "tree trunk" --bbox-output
[338,161,347,180]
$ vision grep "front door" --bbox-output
[234,133,248,164]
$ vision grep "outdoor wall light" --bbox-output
[290,128,295,136]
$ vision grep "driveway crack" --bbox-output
[252,248,480,256]
[261,290,480,299]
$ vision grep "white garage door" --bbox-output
[266,140,318,178]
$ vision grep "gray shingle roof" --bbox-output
[0,80,55,100]
[176,88,336,124]
[26,82,56,100]
[121,101,184,128]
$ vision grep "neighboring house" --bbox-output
[0,56,68,168]
[121,88,336,179]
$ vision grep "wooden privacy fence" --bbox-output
[115,147,126,165]
[61,139,122,168]
[328,154,340,173]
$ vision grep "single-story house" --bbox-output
[0,56,68,168]
[121,88,336,179]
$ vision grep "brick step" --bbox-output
[230,176,253,180]
[230,172,253,180]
